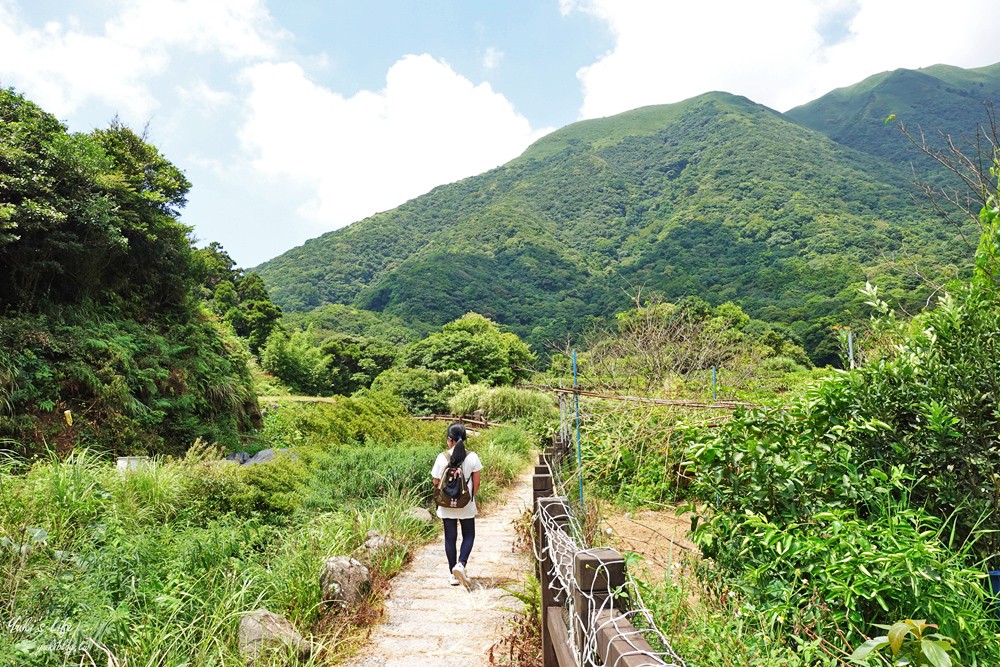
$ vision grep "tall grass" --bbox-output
[0,397,538,665]
[448,384,555,424]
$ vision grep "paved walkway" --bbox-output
[345,467,535,666]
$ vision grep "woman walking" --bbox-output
[431,423,482,589]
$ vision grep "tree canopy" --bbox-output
[401,312,535,385]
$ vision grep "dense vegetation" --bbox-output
[566,146,1000,665]
[786,62,1000,172]
[256,67,999,364]
[0,394,541,665]
[259,311,538,414]
[0,89,260,456]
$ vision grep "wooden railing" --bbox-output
[532,435,678,667]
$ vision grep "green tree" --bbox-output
[369,367,468,415]
[401,312,535,385]
[320,335,398,395]
[260,329,332,395]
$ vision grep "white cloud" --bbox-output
[565,0,1000,116]
[107,0,282,61]
[0,0,280,120]
[483,46,504,70]
[176,80,235,113]
[238,54,550,228]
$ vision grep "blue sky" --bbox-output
[2,0,999,268]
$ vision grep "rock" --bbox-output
[238,608,313,664]
[354,530,405,558]
[320,556,370,610]
[402,507,434,525]
[245,448,277,466]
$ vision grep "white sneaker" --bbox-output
[449,575,460,586]
[452,563,471,590]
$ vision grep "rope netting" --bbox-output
[534,457,687,667]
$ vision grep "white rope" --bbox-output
[535,446,687,667]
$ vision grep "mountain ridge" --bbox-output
[255,64,998,362]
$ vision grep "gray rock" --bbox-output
[245,448,277,466]
[320,556,371,610]
[402,507,434,525]
[238,608,314,664]
[354,530,405,558]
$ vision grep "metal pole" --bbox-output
[712,366,717,402]
[572,349,584,511]
[848,330,856,370]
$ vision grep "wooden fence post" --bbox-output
[533,471,553,505]
[572,548,627,665]
[535,496,570,667]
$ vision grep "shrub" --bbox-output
[448,384,555,423]
[369,367,468,415]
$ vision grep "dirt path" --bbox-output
[344,467,534,667]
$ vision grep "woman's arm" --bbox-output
[471,470,481,497]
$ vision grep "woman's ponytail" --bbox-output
[447,423,467,466]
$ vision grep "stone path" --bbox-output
[344,467,535,667]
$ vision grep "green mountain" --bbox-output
[257,79,992,364]
[786,62,1000,168]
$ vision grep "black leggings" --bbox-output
[442,517,476,571]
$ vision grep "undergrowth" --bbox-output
[0,397,539,665]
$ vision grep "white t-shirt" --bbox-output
[431,449,483,519]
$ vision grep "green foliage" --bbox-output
[260,329,332,396]
[368,367,469,416]
[0,306,259,457]
[0,89,259,457]
[448,384,556,423]
[0,397,537,664]
[320,334,398,395]
[849,619,961,667]
[584,295,811,395]
[256,87,982,363]
[281,303,418,347]
[195,243,282,356]
[402,312,536,385]
[0,90,193,312]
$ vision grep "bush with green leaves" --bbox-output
[0,89,260,457]
[448,384,555,423]
[0,398,538,665]
[260,328,332,396]
[0,307,259,457]
[401,312,535,386]
[369,367,469,416]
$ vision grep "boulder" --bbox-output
[238,608,313,664]
[320,556,370,610]
[245,448,277,466]
[354,530,405,558]
[402,507,434,525]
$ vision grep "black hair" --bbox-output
[447,422,467,466]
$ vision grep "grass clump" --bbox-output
[0,396,538,665]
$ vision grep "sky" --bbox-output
[2,0,1000,268]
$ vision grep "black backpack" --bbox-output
[435,459,471,508]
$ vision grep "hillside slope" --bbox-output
[257,88,982,361]
[786,62,1000,168]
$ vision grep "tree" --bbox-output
[401,312,535,385]
[320,335,398,395]
[260,329,332,396]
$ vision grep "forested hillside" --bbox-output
[0,89,260,456]
[786,62,1000,169]
[256,82,989,363]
